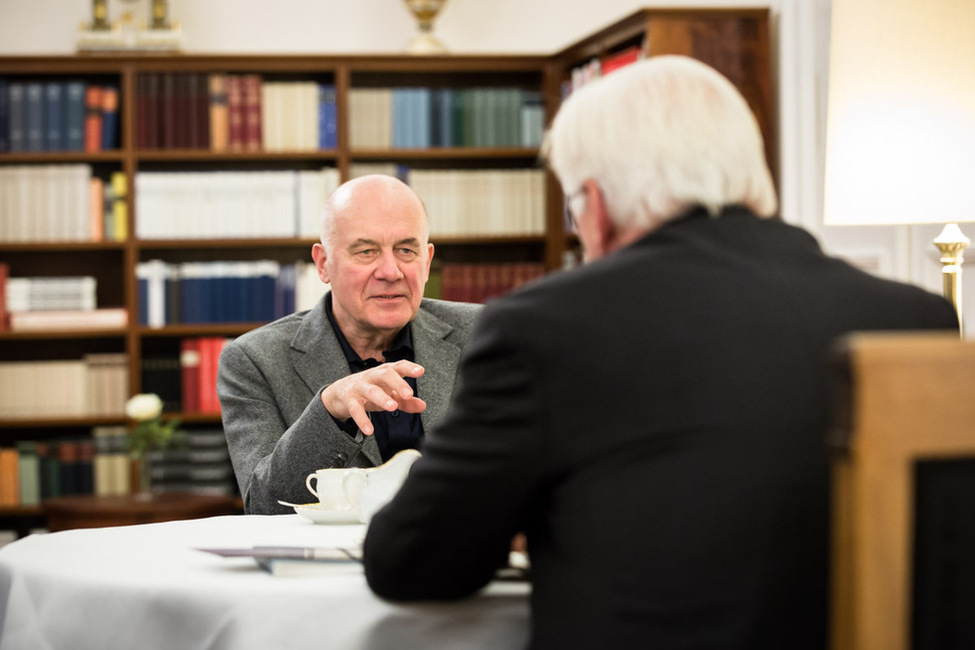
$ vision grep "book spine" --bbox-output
[84,85,103,153]
[100,85,119,150]
[0,78,9,152]
[192,73,210,149]
[243,74,262,151]
[227,75,244,151]
[64,80,87,151]
[209,74,228,152]
[145,73,160,149]
[180,338,201,412]
[44,81,64,151]
[136,74,148,149]
[161,72,177,149]
[7,82,25,152]
[25,82,44,152]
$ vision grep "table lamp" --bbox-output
[823,0,975,336]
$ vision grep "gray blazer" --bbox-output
[217,294,483,514]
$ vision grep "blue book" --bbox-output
[64,80,87,151]
[25,82,45,152]
[100,85,119,150]
[180,268,204,324]
[44,81,65,151]
[318,84,337,149]
[0,78,9,152]
[416,88,431,148]
[435,89,453,148]
[137,275,150,325]
[7,82,25,152]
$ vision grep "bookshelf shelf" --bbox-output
[138,323,265,337]
[0,241,127,252]
[135,150,340,162]
[0,416,127,429]
[0,151,124,163]
[350,147,540,160]
[0,329,127,341]
[136,237,317,250]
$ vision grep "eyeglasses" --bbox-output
[563,188,586,233]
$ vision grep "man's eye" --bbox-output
[397,248,418,257]
[355,249,379,258]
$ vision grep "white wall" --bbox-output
[1,0,969,333]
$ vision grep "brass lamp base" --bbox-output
[933,222,970,336]
[404,0,448,54]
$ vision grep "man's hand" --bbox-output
[321,360,426,435]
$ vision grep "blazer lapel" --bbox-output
[290,296,349,394]
[288,296,383,465]
[411,308,463,434]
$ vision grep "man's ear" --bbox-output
[587,182,616,257]
[312,243,331,284]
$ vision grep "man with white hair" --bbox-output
[218,175,481,514]
[363,57,957,648]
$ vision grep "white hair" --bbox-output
[542,55,777,230]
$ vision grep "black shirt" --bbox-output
[324,295,423,461]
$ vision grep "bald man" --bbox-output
[217,175,482,513]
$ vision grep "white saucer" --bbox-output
[292,503,362,525]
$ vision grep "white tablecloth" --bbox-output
[0,514,530,650]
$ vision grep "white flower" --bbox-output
[126,393,164,421]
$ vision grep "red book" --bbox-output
[142,73,161,149]
[198,337,228,414]
[190,73,210,149]
[242,74,262,151]
[226,75,245,151]
[180,338,201,413]
[84,85,103,152]
[161,72,177,149]
[601,45,642,76]
[136,75,148,149]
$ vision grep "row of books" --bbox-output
[0,427,238,506]
[349,87,545,149]
[347,163,546,237]
[4,275,97,312]
[430,262,547,303]
[0,165,124,243]
[409,168,546,237]
[0,79,119,153]
[562,45,644,98]
[141,337,230,414]
[0,264,129,333]
[0,354,129,419]
[144,428,237,496]
[137,259,327,326]
[0,438,95,506]
[134,167,340,240]
[135,73,338,152]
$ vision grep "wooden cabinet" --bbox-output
[0,8,774,529]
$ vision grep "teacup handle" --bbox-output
[305,473,319,499]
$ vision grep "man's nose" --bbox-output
[374,251,404,280]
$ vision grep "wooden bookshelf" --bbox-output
[0,8,774,525]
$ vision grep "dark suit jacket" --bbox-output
[363,208,959,649]
[217,294,482,514]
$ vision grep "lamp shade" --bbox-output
[823,0,975,226]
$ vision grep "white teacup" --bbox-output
[305,468,368,515]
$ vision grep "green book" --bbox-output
[17,440,40,506]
